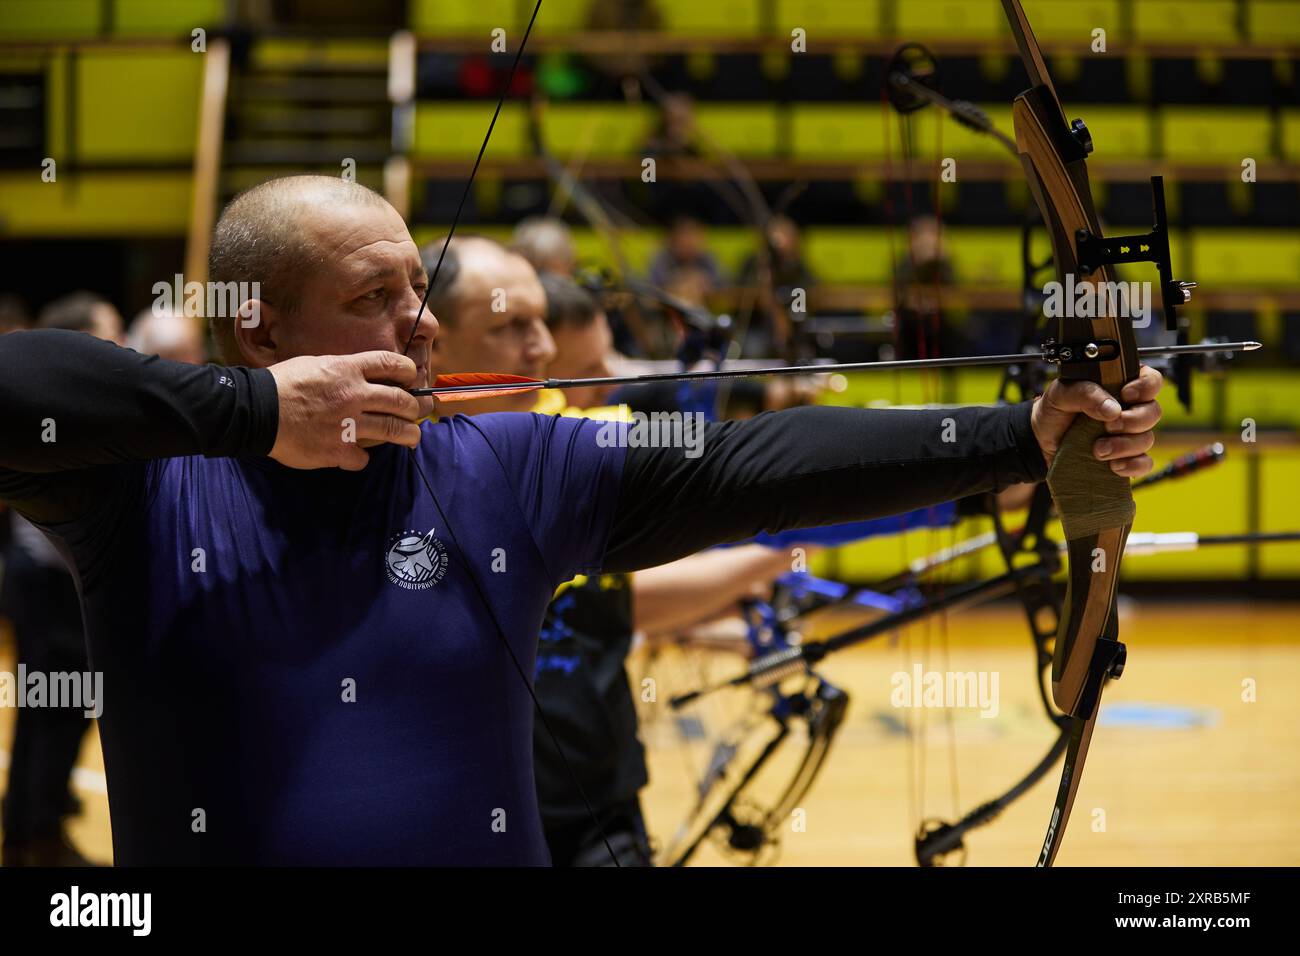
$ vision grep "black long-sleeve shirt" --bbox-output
[0,330,1046,864]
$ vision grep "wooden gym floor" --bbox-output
[1,599,1297,866]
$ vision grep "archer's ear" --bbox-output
[231,298,280,367]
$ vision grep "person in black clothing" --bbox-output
[1,292,123,865]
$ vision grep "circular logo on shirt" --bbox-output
[384,528,449,590]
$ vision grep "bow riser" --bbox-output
[1012,88,1139,719]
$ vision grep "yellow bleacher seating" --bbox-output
[943,228,1023,286]
[570,228,664,275]
[533,0,592,35]
[790,105,882,159]
[113,0,226,35]
[1160,107,1274,161]
[799,228,1043,287]
[1022,0,1123,43]
[1134,0,1241,44]
[1226,371,1300,433]
[803,228,897,284]
[916,105,1020,162]
[410,0,522,37]
[893,1,1007,40]
[414,102,530,158]
[1190,230,1300,286]
[1074,106,1154,159]
[772,0,884,38]
[76,50,202,162]
[658,0,764,37]
[0,0,100,39]
[1280,110,1300,161]
[544,103,657,158]
[694,104,781,157]
[0,171,192,234]
[1260,449,1300,576]
[1246,0,1300,44]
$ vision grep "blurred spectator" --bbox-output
[893,216,965,359]
[663,267,714,310]
[740,215,815,295]
[649,215,723,293]
[511,216,578,277]
[642,92,701,161]
[541,273,616,410]
[739,214,818,355]
[37,292,125,346]
[127,308,208,365]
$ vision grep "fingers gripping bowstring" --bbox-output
[401,0,627,867]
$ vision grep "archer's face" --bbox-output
[428,240,555,414]
[270,201,434,385]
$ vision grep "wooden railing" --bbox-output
[184,37,229,287]
[384,29,416,220]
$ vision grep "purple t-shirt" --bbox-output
[72,412,624,865]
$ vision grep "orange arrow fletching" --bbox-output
[427,372,546,402]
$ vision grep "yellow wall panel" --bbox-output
[1160,108,1274,161]
[1224,372,1300,431]
[694,104,780,157]
[791,105,879,159]
[1022,1,1123,42]
[413,102,530,158]
[803,228,896,284]
[659,0,763,37]
[895,1,1005,40]
[944,228,1022,285]
[1078,106,1153,159]
[0,171,192,234]
[773,0,884,36]
[1190,230,1300,288]
[0,0,100,39]
[410,0,520,36]
[1134,0,1240,43]
[545,104,656,159]
[76,50,202,162]
[1246,0,1300,43]
[1281,110,1300,161]
[1259,449,1300,576]
[114,0,226,35]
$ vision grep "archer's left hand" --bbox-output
[1031,364,1163,479]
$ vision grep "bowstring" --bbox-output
[402,0,627,867]
[883,76,963,854]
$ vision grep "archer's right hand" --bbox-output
[267,352,435,471]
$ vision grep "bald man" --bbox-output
[421,236,556,415]
[0,175,1163,866]
[127,308,207,365]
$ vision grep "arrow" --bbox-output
[413,341,1260,401]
